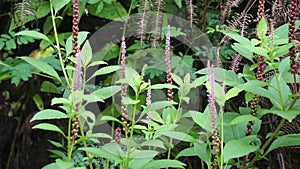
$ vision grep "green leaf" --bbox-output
[224,135,259,162]
[189,109,212,132]
[176,147,196,159]
[266,134,300,155]
[101,116,123,124]
[259,109,300,122]
[96,1,103,14]
[194,142,211,165]
[79,147,122,163]
[191,76,206,88]
[174,0,182,8]
[226,33,250,45]
[92,43,119,61]
[93,86,121,100]
[32,123,65,137]
[98,2,127,21]
[19,57,62,83]
[91,65,120,78]
[225,87,242,101]
[41,81,61,94]
[30,109,68,122]
[33,94,44,111]
[52,0,71,13]
[51,97,70,105]
[15,30,50,43]
[6,39,16,50]
[149,84,178,89]
[162,131,195,142]
[257,17,267,40]
[140,140,166,149]
[81,40,93,68]
[122,97,140,105]
[229,115,261,126]
[142,159,185,169]
[232,43,253,62]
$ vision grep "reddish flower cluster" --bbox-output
[114,127,121,144]
[72,0,79,58]
[288,0,298,81]
[121,37,129,132]
[165,25,173,101]
[207,62,220,168]
[257,0,265,21]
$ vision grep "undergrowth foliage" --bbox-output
[0,0,300,169]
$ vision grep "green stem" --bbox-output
[247,97,298,168]
[125,93,139,169]
[50,0,70,88]
[67,113,72,161]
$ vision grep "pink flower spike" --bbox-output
[165,25,173,101]
[76,46,82,91]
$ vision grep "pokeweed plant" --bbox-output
[176,13,300,169]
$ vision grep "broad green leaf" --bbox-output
[232,43,253,62]
[129,158,153,169]
[101,116,123,124]
[149,84,178,89]
[194,142,211,166]
[162,131,195,142]
[15,30,51,43]
[140,140,166,149]
[257,17,267,40]
[225,87,242,101]
[176,147,196,159]
[142,159,185,169]
[93,86,121,100]
[79,147,122,163]
[55,159,73,169]
[81,40,93,68]
[20,57,61,83]
[41,81,61,94]
[33,94,44,111]
[229,115,261,126]
[122,97,140,105]
[226,33,250,45]
[32,123,65,137]
[224,135,259,162]
[52,0,71,13]
[189,109,212,132]
[91,65,120,78]
[266,134,300,155]
[51,97,70,106]
[174,0,182,8]
[153,124,177,139]
[131,150,158,159]
[30,109,68,122]
[92,43,119,61]
[172,74,183,85]
[268,76,291,110]
[98,2,127,21]
[259,109,300,122]
[89,133,112,140]
[142,101,177,114]
[191,76,206,88]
